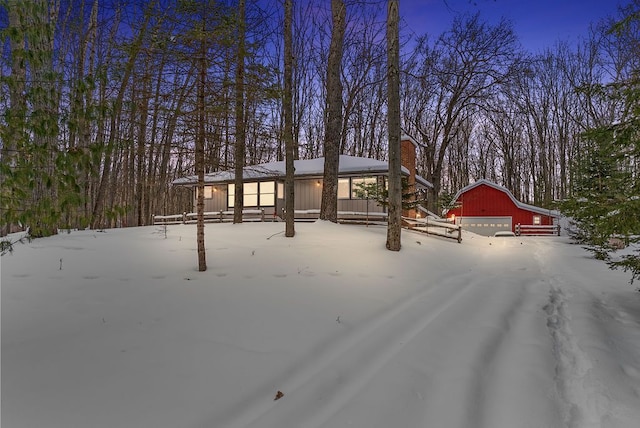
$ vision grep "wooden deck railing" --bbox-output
[153,209,388,225]
[402,216,462,243]
[288,209,388,224]
[515,223,560,236]
[153,209,266,225]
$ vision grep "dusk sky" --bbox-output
[400,0,624,52]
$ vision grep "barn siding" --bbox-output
[447,183,554,233]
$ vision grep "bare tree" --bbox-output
[92,4,152,229]
[319,0,346,222]
[404,14,520,212]
[340,3,386,157]
[196,14,208,272]
[386,0,401,251]
[234,0,246,224]
[284,0,295,236]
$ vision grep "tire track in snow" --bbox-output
[464,280,528,427]
[216,271,479,428]
[429,259,559,428]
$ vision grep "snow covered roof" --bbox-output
[450,179,560,217]
[173,155,434,188]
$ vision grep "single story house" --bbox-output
[172,136,433,220]
[443,179,560,236]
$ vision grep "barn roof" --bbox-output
[449,179,560,217]
[173,155,434,189]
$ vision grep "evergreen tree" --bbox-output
[560,74,640,284]
[354,177,426,212]
[1,0,90,238]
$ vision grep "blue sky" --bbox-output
[400,0,624,52]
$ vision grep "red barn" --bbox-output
[444,179,560,236]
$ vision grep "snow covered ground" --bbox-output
[2,222,639,428]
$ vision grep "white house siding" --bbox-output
[294,179,323,210]
[202,185,228,212]
[337,198,384,214]
[193,178,387,219]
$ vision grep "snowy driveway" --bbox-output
[2,223,639,428]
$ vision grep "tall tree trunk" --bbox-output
[320,0,345,222]
[386,0,401,251]
[284,0,295,236]
[233,0,246,223]
[196,32,207,272]
[136,71,150,226]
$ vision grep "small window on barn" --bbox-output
[533,215,541,225]
[338,179,350,199]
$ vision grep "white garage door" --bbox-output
[457,216,512,237]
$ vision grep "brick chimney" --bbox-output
[401,135,418,218]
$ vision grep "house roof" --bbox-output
[449,179,560,217]
[173,155,434,189]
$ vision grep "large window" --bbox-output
[337,177,382,199]
[260,181,275,206]
[244,183,259,206]
[338,178,350,199]
[198,186,213,199]
[228,182,276,208]
[351,177,378,198]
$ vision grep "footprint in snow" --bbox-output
[622,364,640,380]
